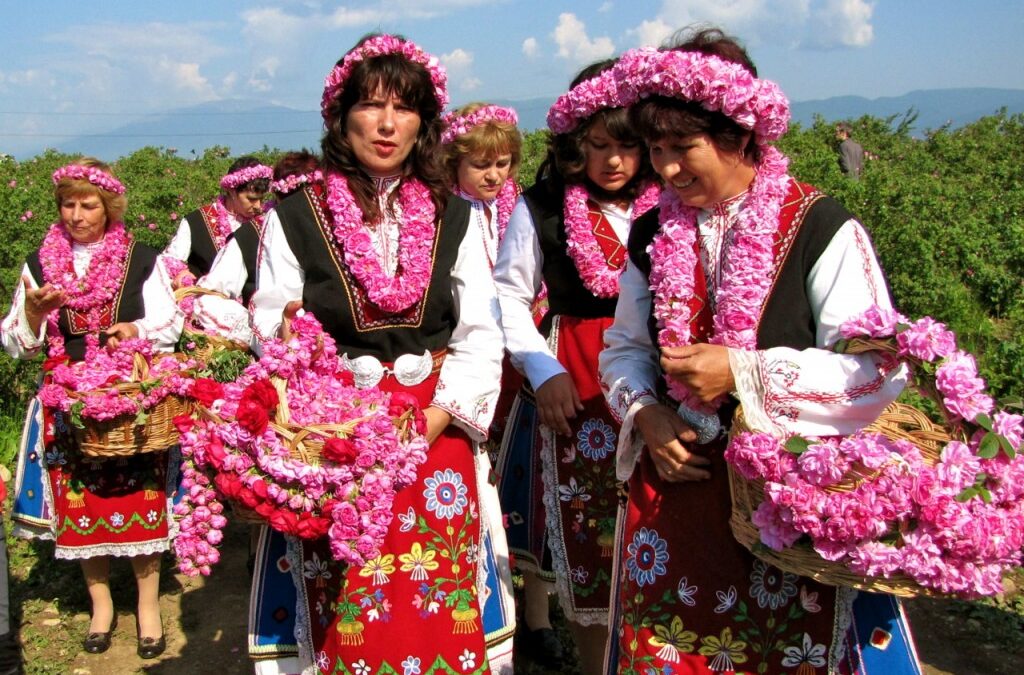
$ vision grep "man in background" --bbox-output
[836,122,865,180]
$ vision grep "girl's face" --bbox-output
[456,151,512,201]
[649,133,752,209]
[583,117,641,194]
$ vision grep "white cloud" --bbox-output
[461,77,482,91]
[626,19,675,48]
[156,58,217,99]
[598,2,614,12]
[551,13,615,64]
[633,0,873,50]
[810,0,874,47]
[522,37,539,58]
[441,48,481,92]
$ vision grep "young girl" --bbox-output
[493,60,659,674]
[442,102,523,673]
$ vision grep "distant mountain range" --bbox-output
[25,87,1024,160]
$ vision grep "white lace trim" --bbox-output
[614,395,657,482]
[289,537,315,675]
[54,538,169,560]
[729,347,778,435]
[340,349,434,388]
[829,586,857,673]
[474,448,517,648]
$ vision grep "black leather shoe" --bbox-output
[83,614,117,654]
[136,634,166,660]
[519,626,565,667]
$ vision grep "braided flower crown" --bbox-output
[547,47,789,144]
[441,105,519,145]
[52,164,126,195]
[220,164,273,190]
[321,35,449,122]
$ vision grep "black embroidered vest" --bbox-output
[275,185,470,363]
[27,241,158,362]
[184,205,220,278]
[228,221,260,307]
[626,182,858,353]
[522,180,618,336]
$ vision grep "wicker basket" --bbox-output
[267,378,367,464]
[174,286,250,361]
[72,353,192,457]
[728,371,963,597]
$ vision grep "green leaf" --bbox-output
[975,413,994,431]
[979,487,993,504]
[997,434,1017,459]
[69,401,85,429]
[833,338,849,353]
[955,487,976,502]
[784,436,811,455]
[977,432,1000,459]
[134,408,149,426]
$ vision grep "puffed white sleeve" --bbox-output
[598,260,662,480]
[431,221,504,441]
[728,219,908,437]
[163,217,193,262]
[1,264,46,359]
[192,239,253,344]
[134,255,185,351]
[249,210,304,344]
[492,198,565,390]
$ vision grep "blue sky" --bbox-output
[1,1,1022,157]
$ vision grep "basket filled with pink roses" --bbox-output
[726,306,1024,598]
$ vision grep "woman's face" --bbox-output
[456,151,512,201]
[346,89,422,177]
[583,117,641,194]
[60,194,107,244]
[650,133,751,209]
[225,188,265,220]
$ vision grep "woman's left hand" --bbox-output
[104,322,139,349]
[423,406,453,445]
[660,344,735,403]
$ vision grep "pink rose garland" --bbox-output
[219,164,273,190]
[441,105,519,145]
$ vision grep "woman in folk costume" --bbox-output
[164,155,272,280]
[249,34,504,674]
[598,28,922,674]
[493,59,660,674]
[2,159,183,659]
[440,103,523,672]
[189,152,323,350]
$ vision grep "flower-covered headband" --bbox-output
[441,105,519,145]
[270,170,323,195]
[220,164,273,190]
[546,68,623,135]
[321,34,449,122]
[51,164,126,195]
[610,47,790,143]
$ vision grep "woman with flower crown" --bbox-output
[164,155,272,281]
[598,28,921,674]
[493,59,660,674]
[249,34,504,675]
[1,158,183,660]
[440,102,523,672]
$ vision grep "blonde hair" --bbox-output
[53,157,127,224]
[443,102,523,185]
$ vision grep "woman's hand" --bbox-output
[423,406,452,445]
[660,344,735,403]
[22,276,65,333]
[534,372,583,436]
[635,403,710,483]
[280,300,303,340]
[104,322,139,349]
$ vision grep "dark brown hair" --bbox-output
[630,26,760,161]
[536,59,653,202]
[321,34,447,223]
[273,150,320,198]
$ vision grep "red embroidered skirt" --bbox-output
[298,373,489,675]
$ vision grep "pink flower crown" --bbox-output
[321,34,449,122]
[613,47,789,143]
[220,164,273,190]
[441,105,519,145]
[270,170,323,195]
[51,164,126,195]
[546,68,623,135]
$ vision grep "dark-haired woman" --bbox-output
[250,35,503,674]
[493,59,659,674]
[599,28,921,675]
[164,155,271,280]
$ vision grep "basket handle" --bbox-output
[173,286,231,303]
[130,352,150,382]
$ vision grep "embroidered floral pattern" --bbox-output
[576,418,616,461]
[625,527,669,587]
[422,469,468,520]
